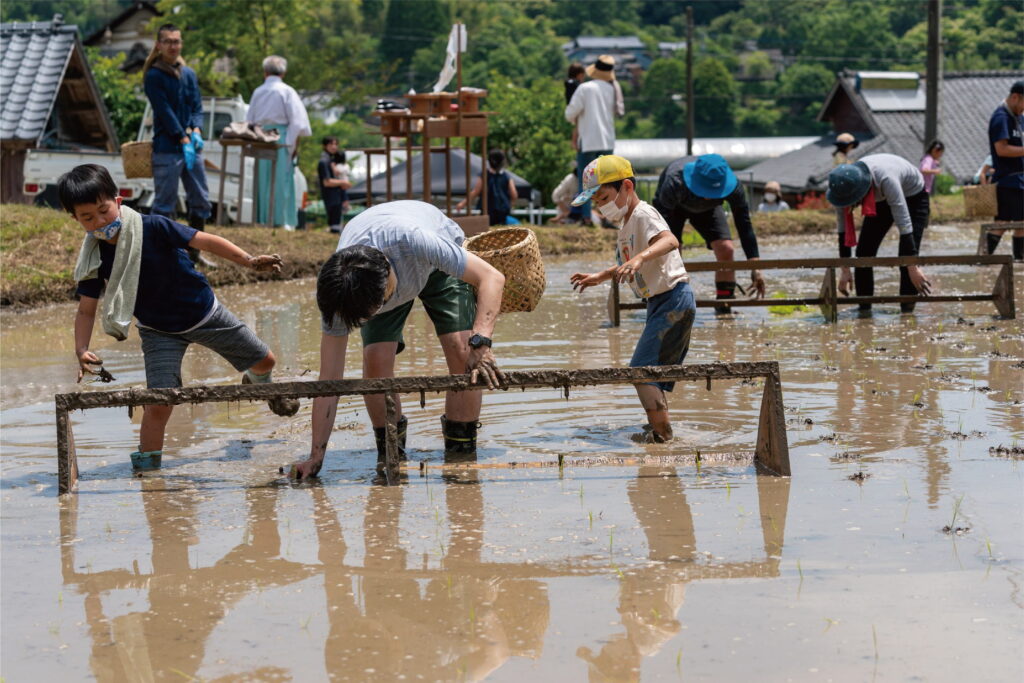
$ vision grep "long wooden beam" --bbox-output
[55,362,790,494]
[683,254,1012,272]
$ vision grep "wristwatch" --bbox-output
[468,333,492,349]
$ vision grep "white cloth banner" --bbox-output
[431,24,467,94]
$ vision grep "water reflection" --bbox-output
[58,467,790,681]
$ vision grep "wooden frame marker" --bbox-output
[54,362,791,495]
[609,254,1015,326]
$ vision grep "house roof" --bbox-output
[83,1,161,46]
[1,20,78,142]
[1,18,118,149]
[748,70,1024,191]
[564,36,646,52]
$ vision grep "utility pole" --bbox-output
[686,5,695,155]
[924,0,942,151]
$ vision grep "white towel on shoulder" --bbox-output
[72,205,143,341]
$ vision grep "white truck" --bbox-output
[22,95,255,222]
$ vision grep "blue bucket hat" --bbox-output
[827,162,872,207]
[683,154,737,199]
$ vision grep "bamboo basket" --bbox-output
[465,227,546,313]
[121,141,152,178]
[963,183,997,218]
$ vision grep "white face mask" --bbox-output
[596,190,627,223]
[763,192,777,203]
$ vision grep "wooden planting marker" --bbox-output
[53,362,791,495]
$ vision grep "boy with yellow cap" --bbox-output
[569,155,695,442]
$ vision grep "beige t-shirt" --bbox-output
[617,200,688,299]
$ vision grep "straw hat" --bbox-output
[764,180,781,194]
[835,132,859,149]
[585,55,616,82]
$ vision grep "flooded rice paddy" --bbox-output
[1,224,1022,682]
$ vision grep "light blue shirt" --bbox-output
[323,201,467,336]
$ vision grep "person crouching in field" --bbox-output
[62,164,298,472]
[569,155,695,443]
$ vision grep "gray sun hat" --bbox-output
[826,162,872,207]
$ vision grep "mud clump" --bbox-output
[848,471,870,482]
[989,444,1024,459]
[819,432,840,443]
[942,525,971,535]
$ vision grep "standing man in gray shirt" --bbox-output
[828,154,933,313]
[290,201,506,479]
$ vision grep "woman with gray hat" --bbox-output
[828,153,933,313]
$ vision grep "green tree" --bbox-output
[485,76,574,202]
[693,57,737,136]
[775,62,834,133]
[642,58,687,137]
[380,0,449,90]
[735,100,783,136]
[86,48,145,144]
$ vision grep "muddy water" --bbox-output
[2,224,1022,682]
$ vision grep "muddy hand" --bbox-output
[77,351,103,383]
[468,347,504,389]
[838,268,853,296]
[286,458,322,480]
[750,269,766,299]
[249,254,283,274]
[570,272,600,293]
[909,266,932,296]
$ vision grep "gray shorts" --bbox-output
[137,304,269,389]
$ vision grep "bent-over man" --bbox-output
[653,154,766,313]
[291,201,506,479]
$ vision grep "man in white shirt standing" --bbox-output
[564,55,624,226]
[246,55,312,229]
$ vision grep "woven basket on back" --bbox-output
[464,227,546,313]
[121,141,153,179]
[963,183,997,218]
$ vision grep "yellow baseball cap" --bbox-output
[571,155,635,206]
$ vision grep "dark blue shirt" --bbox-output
[76,214,215,333]
[317,151,344,207]
[143,63,204,154]
[988,103,1024,190]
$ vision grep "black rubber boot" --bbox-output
[441,415,479,463]
[374,415,407,474]
[1013,236,1024,262]
[714,280,737,314]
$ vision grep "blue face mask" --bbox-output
[93,216,122,241]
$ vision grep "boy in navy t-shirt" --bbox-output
[61,164,299,472]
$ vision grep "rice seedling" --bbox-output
[300,614,312,630]
[588,510,594,530]
[949,494,965,530]
[872,624,879,661]
[823,617,839,633]
[608,528,614,554]
[986,538,994,560]
[676,648,683,676]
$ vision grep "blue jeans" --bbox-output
[576,149,611,221]
[151,151,211,219]
[630,281,696,392]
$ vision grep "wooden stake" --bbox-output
[384,391,400,485]
[56,403,78,495]
[608,278,621,327]
[818,266,838,323]
[754,370,790,476]
[992,261,1016,319]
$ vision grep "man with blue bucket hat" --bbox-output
[828,154,933,313]
[653,154,765,313]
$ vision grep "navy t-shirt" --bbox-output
[76,214,215,333]
[988,103,1024,189]
[317,152,344,207]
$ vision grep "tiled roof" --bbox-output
[749,70,1024,190]
[0,21,78,142]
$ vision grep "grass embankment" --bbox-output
[0,205,616,309]
[752,194,966,235]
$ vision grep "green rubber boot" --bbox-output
[130,448,162,471]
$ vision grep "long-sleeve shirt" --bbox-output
[143,63,204,154]
[564,79,621,153]
[653,156,760,259]
[246,76,312,150]
[833,154,924,236]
